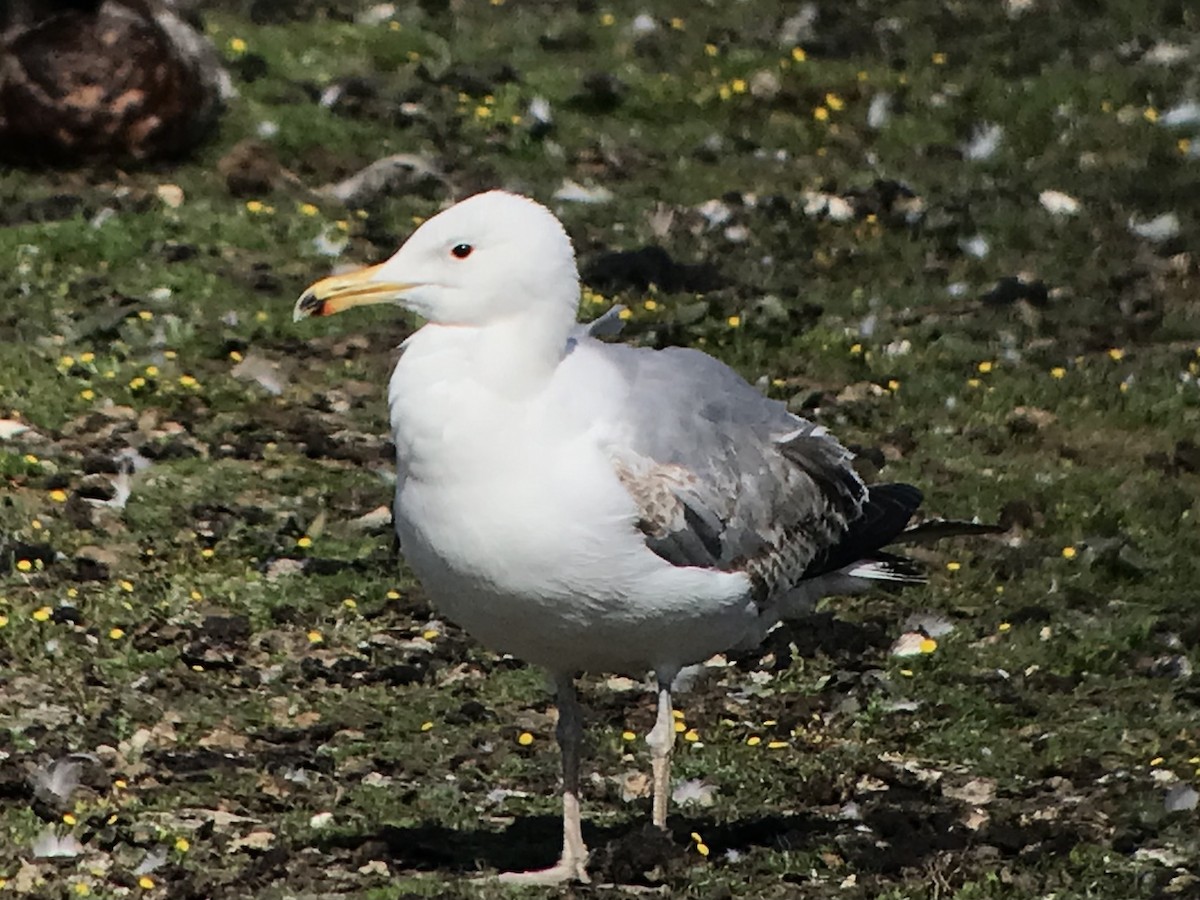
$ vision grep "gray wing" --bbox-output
[592,339,869,602]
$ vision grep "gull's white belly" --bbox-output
[393,462,764,673]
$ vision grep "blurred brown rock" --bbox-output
[0,0,229,165]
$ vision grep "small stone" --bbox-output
[156,184,185,208]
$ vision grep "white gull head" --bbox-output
[293,191,581,330]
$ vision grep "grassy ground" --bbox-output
[2,0,1199,897]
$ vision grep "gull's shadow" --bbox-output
[315,811,842,880]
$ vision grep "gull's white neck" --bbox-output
[388,306,577,479]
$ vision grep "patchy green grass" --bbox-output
[2,0,1199,897]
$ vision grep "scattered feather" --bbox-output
[1143,42,1190,66]
[319,154,442,207]
[134,849,168,875]
[802,192,854,221]
[959,234,990,258]
[963,122,1003,161]
[672,779,717,807]
[527,96,553,133]
[32,830,84,858]
[867,93,892,129]
[1128,212,1181,243]
[356,3,397,25]
[0,418,30,439]
[901,612,955,638]
[1039,190,1081,216]
[30,754,97,805]
[631,13,658,35]
[1160,101,1200,128]
[890,631,929,657]
[232,353,287,395]
[313,229,350,258]
[696,198,733,228]
[554,179,613,204]
[1164,783,1199,813]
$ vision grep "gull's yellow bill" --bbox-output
[293,262,417,321]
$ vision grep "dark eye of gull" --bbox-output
[451,243,473,259]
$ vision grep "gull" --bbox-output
[294,191,996,884]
